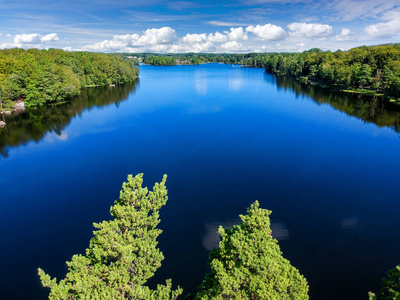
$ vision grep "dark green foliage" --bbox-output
[191,201,309,300]
[257,44,400,98]
[38,174,182,300]
[369,265,400,300]
[0,48,139,107]
[143,56,177,66]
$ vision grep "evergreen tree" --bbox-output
[191,201,309,300]
[38,174,182,300]
[369,265,400,300]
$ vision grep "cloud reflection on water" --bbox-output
[270,222,290,240]
[340,217,360,230]
[228,77,244,92]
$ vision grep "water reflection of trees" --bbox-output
[273,75,400,133]
[0,81,139,157]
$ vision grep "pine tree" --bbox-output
[369,265,400,300]
[38,174,182,300]
[191,201,309,300]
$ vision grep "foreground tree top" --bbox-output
[192,201,309,300]
[38,173,182,300]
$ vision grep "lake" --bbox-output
[1,63,400,299]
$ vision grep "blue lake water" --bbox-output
[1,63,400,299]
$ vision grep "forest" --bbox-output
[0,48,139,107]
[130,44,400,100]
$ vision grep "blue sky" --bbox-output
[0,0,399,53]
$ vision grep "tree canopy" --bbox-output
[38,174,182,300]
[191,201,309,300]
[0,48,139,107]
[369,265,400,300]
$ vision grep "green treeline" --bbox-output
[140,54,210,65]
[257,45,400,99]
[0,48,139,107]
[142,55,177,66]
[136,53,211,65]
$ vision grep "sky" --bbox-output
[0,0,399,53]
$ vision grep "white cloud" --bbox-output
[12,33,60,46]
[365,19,400,38]
[178,31,230,52]
[186,42,215,52]
[220,41,247,52]
[135,27,178,46]
[182,33,207,43]
[336,28,355,41]
[225,27,248,41]
[74,22,374,53]
[14,33,41,44]
[79,26,247,53]
[84,38,126,51]
[84,27,177,52]
[153,42,215,53]
[275,42,308,52]
[364,9,400,38]
[40,33,59,42]
[182,32,228,44]
[246,24,287,41]
[113,34,140,45]
[207,32,228,43]
[80,25,305,53]
[178,28,247,51]
[6,34,12,38]
[382,7,400,21]
[287,22,335,39]
[0,43,19,49]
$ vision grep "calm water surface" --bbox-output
[1,64,400,299]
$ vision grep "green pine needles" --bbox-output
[38,174,310,299]
[191,201,309,300]
[38,174,182,300]
[369,265,400,300]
